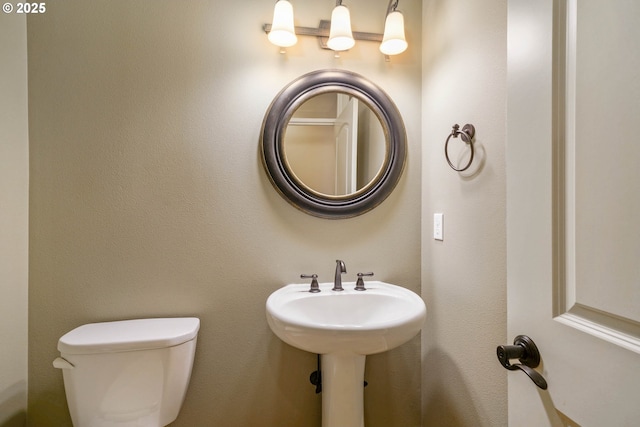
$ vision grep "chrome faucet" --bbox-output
[332,260,346,291]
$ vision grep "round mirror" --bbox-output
[260,69,406,219]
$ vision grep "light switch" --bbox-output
[434,213,444,240]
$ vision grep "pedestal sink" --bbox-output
[266,281,426,427]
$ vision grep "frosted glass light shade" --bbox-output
[380,10,407,55]
[327,5,355,51]
[268,0,297,48]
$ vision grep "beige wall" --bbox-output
[26,1,422,426]
[23,0,512,425]
[0,12,29,427]
[421,0,508,425]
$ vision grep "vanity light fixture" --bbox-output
[380,0,407,55]
[263,0,408,57]
[267,0,297,48]
[327,1,355,51]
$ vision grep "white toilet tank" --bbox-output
[54,317,200,427]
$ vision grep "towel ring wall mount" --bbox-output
[445,123,476,172]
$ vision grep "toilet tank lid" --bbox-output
[57,317,200,355]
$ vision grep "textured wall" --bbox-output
[27,1,422,426]
[421,0,508,425]
[0,12,29,427]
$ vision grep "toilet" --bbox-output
[53,317,200,427]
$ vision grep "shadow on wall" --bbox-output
[0,382,27,427]
[422,349,483,426]
[365,338,423,427]
[0,413,25,427]
[422,349,582,427]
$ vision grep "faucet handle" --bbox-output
[355,272,374,291]
[301,274,320,293]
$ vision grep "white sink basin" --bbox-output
[266,280,426,427]
[266,281,426,355]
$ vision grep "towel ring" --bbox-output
[445,124,476,172]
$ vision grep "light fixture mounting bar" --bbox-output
[263,20,383,50]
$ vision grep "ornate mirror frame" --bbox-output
[260,69,407,219]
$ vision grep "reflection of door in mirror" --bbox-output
[334,94,358,195]
[284,92,386,197]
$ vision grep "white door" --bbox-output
[507,0,640,425]
[334,94,358,195]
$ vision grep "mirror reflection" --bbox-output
[283,92,386,197]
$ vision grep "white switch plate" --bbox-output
[434,213,444,240]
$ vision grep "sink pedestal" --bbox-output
[321,353,366,427]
